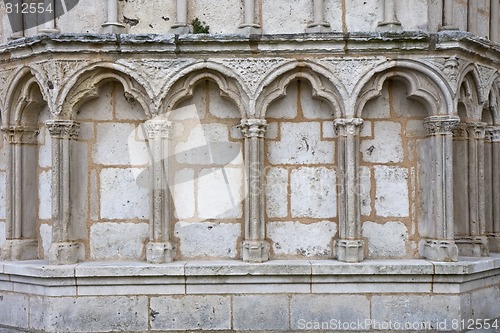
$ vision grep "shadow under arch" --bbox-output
[353,60,454,117]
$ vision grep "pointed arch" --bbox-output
[58,62,152,119]
[484,74,500,125]
[457,71,482,121]
[352,60,454,117]
[161,64,247,118]
[255,62,345,119]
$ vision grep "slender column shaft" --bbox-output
[39,0,58,33]
[442,0,457,29]
[313,0,324,24]
[176,0,187,25]
[384,0,397,23]
[306,0,330,32]
[492,0,500,42]
[334,118,364,262]
[422,115,459,261]
[467,123,486,236]
[240,119,269,262]
[244,0,255,27]
[486,126,500,252]
[13,144,22,239]
[102,0,125,33]
[46,120,84,265]
[238,0,261,34]
[145,119,176,263]
[108,0,119,24]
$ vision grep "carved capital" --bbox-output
[452,123,468,139]
[1,126,39,144]
[334,118,363,137]
[144,119,173,140]
[485,126,500,142]
[239,118,267,138]
[466,122,487,140]
[423,116,460,136]
[45,120,80,140]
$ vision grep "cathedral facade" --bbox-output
[0,0,499,331]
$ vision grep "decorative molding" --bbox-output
[144,119,173,140]
[423,115,460,136]
[334,118,364,136]
[1,126,40,144]
[46,120,80,139]
[485,126,500,142]
[239,118,267,138]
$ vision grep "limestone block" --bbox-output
[114,87,147,120]
[265,122,279,140]
[324,0,344,32]
[359,166,371,216]
[93,123,148,166]
[322,121,335,139]
[396,0,428,31]
[77,83,114,120]
[192,0,242,34]
[89,170,98,221]
[262,0,311,34]
[291,295,370,330]
[0,171,5,220]
[291,167,336,218]
[0,140,6,171]
[268,122,334,165]
[206,81,241,118]
[470,286,500,320]
[56,0,107,34]
[406,119,427,138]
[78,122,95,141]
[150,295,231,330]
[265,167,288,218]
[0,221,5,248]
[38,170,51,220]
[100,168,149,220]
[40,224,52,258]
[174,222,240,259]
[371,295,461,330]
[30,296,148,332]
[172,168,195,219]
[267,221,337,257]
[362,221,408,258]
[361,121,403,163]
[345,0,382,32]
[0,293,29,330]
[122,0,175,34]
[90,222,149,260]
[197,167,243,219]
[374,166,409,217]
[233,295,289,330]
[38,128,52,168]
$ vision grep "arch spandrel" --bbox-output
[352,60,454,118]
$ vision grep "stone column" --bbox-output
[170,0,192,34]
[491,0,499,42]
[144,119,176,263]
[441,0,458,30]
[377,0,402,31]
[0,126,39,260]
[422,115,459,261]
[486,126,500,252]
[38,0,59,33]
[455,122,489,256]
[306,0,331,33]
[46,120,84,265]
[238,0,261,34]
[102,0,126,33]
[240,119,269,262]
[334,118,364,263]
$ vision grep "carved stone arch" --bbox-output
[162,67,247,118]
[484,75,500,125]
[58,63,152,118]
[4,67,47,125]
[457,64,483,102]
[352,60,454,117]
[255,64,344,118]
[457,71,482,121]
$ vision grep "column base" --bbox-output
[237,24,262,35]
[146,242,176,263]
[377,21,402,32]
[456,237,489,257]
[0,239,38,260]
[334,239,364,263]
[48,242,85,265]
[101,22,126,34]
[422,239,458,262]
[306,22,331,33]
[242,240,269,263]
[170,24,192,34]
[487,234,500,253]
[38,28,60,34]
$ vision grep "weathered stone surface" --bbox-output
[38,128,52,168]
[361,121,404,163]
[470,286,500,320]
[150,295,231,330]
[38,170,51,220]
[359,166,371,216]
[0,293,29,330]
[197,167,243,219]
[172,168,195,219]
[374,166,409,217]
[0,221,5,248]
[0,171,5,220]
[174,221,240,259]
[30,296,148,332]
[362,221,408,258]
[291,295,370,330]
[100,168,149,220]
[267,221,336,257]
[291,167,336,218]
[267,122,334,165]
[265,167,288,218]
[39,223,52,258]
[90,222,149,260]
[233,295,289,330]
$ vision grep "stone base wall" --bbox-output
[1,256,500,332]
